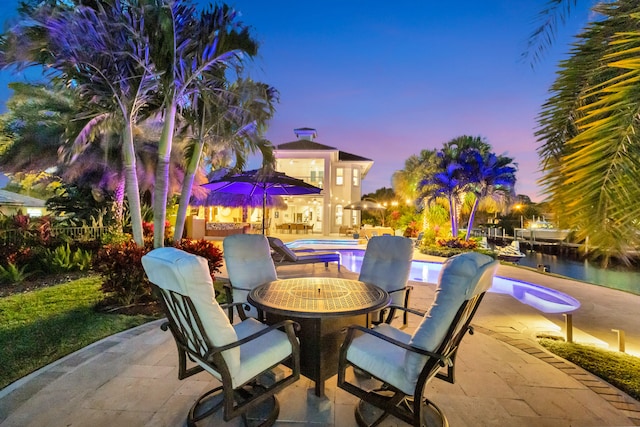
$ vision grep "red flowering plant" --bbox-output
[174,239,223,281]
[94,240,153,306]
[11,212,30,230]
[142,221,174,244]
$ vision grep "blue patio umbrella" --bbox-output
[202,168,322,234]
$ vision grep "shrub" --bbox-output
[421,228,438,246]
[0,262,33,284]
[142,220,173,243]
[93,241,152,306]
[0,244,36,269]
[174,239,223,280]
[436,237,478,250]
[94,238,223,307]
[72,248,93,271]
[43,244,93,273]
[420,245,467,258]
[43,244,73,273]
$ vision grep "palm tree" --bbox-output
[143,1,260,248]
[0,82,72,175]
[419,152,466,237]
[461,150,517,241]
[392,149,438,204]
[522,0,580,65]
[172,78,278,242]
[537,0,640,263]
[1,0,157,245]
[392,149,440,232]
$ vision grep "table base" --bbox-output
[266,313,366,397]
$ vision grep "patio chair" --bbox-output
[337,252,498,427]
[413,231,424,248]
[359,235,414,326]
[141,247,300,427]
[267,237,341,271]
[223,234,278,320]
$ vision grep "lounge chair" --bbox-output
[267,237,341,271]
[337,252,499,427]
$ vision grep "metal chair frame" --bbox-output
[337,293,487,427]
[155,285,300,426]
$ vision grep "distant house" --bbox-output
[0,190,47,217]
[273,127,373,235]
[184,127,374,238]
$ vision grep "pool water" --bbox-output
[286,240,581,314]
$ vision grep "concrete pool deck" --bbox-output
[1,235,639,426]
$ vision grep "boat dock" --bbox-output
[474,229,583,257]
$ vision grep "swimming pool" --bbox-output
[286,240,581,314]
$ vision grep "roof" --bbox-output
[276,140,373,162]
[276,140,337,151]
[339,151,372,162]
[0,190,46,207]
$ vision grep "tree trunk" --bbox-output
[449,197,457,237]
[153,100,177,248]
[173,138,205,243]
[122,123,144,245]
[113,177,125,232]
[465,197,480,241]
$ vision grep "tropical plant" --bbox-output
[172,78,278,242]
[522,0,580,65]
[1,0,158,245]
[93,240,152,306]
[0,262,33,284]
[0,82,72,175]
[419,153,466,237]
[143,2,264,248]
[536,0,640,263]
[2,1,278,250]
[173,238,223,280]
[461,150,517,240]
[43,243,93,273]
[417,136,516,240]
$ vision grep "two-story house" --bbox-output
[273,127,373,235]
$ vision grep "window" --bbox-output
[311,170,324,188]
[336,168,344,185]
[353,168,359,186]
[335,204,343,225]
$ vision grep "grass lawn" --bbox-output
[0,276,160,390]
[539,337,640,400]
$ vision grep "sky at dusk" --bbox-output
[0,0,596,200]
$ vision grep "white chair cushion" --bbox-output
[141,248,241,376]
[223,235,277,315]
[404,252,497,385]
[345,324,416,395]
[197,318,294,387]
[358,236,413,305]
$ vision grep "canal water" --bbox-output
[286,238,640,296]
[516,251,640,295]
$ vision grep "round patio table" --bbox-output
[248,277,389,396]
